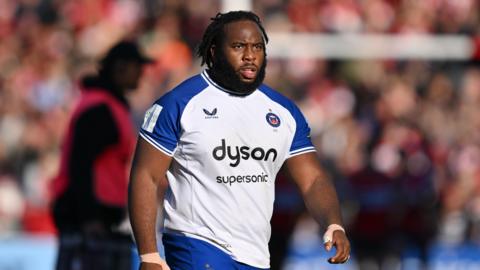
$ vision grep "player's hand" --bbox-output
[139,260,171,270]
[324,229,351,264]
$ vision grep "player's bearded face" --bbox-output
[210,48,266,95]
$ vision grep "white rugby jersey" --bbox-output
[140,70,315,268]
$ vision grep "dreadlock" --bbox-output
[196,11,269,68]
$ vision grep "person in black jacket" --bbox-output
[51,40,154,270]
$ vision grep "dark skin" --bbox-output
[129,139,171,270]
[285,153,351,263]
[129,19,350,270]
[213,20,265,84]
[111,59,144,91]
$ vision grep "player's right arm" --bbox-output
[128,137,172,270]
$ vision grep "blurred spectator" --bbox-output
[50,40,154,270]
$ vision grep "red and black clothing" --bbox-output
[51,78,136,270]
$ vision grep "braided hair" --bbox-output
[196,11,269,68]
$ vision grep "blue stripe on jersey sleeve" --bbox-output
[140,74,208,154]
[258,84,316,155]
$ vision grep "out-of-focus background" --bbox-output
[1,0,480,269]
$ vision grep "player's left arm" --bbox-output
[285,152,351,264]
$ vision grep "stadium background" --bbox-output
[1,0,480,269]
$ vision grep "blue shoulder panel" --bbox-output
[258,84,315,155]
[140,74,208,155]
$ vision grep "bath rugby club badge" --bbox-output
[266,112,281,127]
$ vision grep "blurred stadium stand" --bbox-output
[2,0,480,269]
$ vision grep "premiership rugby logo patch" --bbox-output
[142,104,162,132]
[266,112,281,127]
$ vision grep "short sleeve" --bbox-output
[139,94,181,156]
[257,84,316,158]
[289,104,316,157]
[138,74,209,156]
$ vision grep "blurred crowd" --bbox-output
[1,0,480,269]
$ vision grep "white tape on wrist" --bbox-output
[323,224,345,243]
[140,252,163,265]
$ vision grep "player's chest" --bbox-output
[179,97,293,151]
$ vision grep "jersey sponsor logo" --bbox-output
[216,172,269,185]
[203,108,218,119]
[212,139,277,167]
[266,112,281,127]
[142,104,162,132]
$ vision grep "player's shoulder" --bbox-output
[258,84,298,111]
[156,73,209,106]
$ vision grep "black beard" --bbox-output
[208,51,266,96]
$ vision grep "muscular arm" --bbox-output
[285,152,350,263]
[128,137,171,269]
